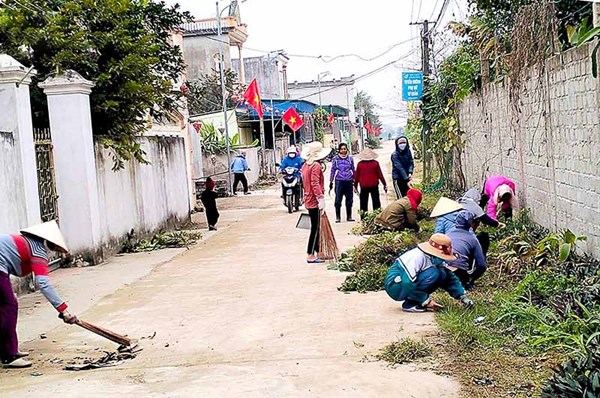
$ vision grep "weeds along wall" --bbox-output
[459,43,600,257]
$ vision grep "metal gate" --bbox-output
[33,128,61,270]
[33,127,59,222]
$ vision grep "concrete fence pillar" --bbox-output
[0,54,41,232]
[39,70,102,262]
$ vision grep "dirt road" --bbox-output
[1,141,459,397]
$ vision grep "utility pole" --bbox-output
[217,1,233,194]
[410,19,432,183]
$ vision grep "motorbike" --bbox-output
[281,166,303,213]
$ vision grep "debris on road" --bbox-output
[30,371,43,377]
[65,347,141,372]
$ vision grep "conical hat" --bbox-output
[430,197,464,218]
[20,220,69,253]
[357,148,379,161]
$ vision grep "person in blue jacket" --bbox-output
[384,233,474,313]
[231,151,251,195]
[279,146,304,199]
[446,210,488,289]
[391,135,414,199]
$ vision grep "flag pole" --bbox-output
[217,1,232,194]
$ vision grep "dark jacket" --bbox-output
[447,211,486,272]
[391,135,414,181]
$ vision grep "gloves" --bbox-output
[318,198,325,211]
[460,295,474,310]
[59,310,78,324]
[329,182,334,190]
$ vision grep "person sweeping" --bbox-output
[301,141,331,264]
[0,221,77,368]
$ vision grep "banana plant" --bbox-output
[571,18,600,77]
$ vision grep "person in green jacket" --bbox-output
[375,188,422,232]
[384,233,474,313]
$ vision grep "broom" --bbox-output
[67,315,135,349]
[318,211,339,260]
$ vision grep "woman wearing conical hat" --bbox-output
[0,221,77,369]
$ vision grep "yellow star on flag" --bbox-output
[253,94,260,104]
[289,116,296,124]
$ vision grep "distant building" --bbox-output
[232,53,289,98]
[288,76,357,122]
[182,1,248,81]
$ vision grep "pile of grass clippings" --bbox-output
[351,209,384,235]
[335,231,420,293]
[376,338,432,366]
[121,230,202,253]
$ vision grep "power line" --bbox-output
[204,35,417,63]
[429,0,452,35]
[430,0,441,21]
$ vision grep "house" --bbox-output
[232,52,289,97]
[182,1,248,81]
[288,75,357,122]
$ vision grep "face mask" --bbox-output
[431,257,444,266]
[289,153,296,158]
[398,143,407,151]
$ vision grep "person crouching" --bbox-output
[375,188,422,232]
[384,233,474,313]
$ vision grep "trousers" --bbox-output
[359,186,381,214]
[0,271,18,360]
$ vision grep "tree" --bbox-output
[0,0,192,169]
[185,69,245,116]
[354,91,381,129]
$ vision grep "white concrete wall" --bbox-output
[95,136,191,249]
[0,131,29,233]
[459,43,600,257]
[183,35,232,81]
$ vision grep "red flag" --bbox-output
[327,112,335,124]
[282,107,304,132]
[364,121,373,134]
[243,79,263,119]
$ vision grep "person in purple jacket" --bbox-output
[329,143,355,223]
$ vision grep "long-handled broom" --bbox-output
[62,314,136,350]
[319,211,339,260]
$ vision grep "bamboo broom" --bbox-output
[319,211,339,260]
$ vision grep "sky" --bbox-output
[166,0,470,128]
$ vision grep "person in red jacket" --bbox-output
[301,142,331,264]
[354,148,388,217]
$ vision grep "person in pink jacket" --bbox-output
[483,175,517,221]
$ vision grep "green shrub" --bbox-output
[351,209,384,235]
[542,346,600,398]
[339,264,390,293]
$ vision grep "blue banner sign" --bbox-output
[402,71,424,101]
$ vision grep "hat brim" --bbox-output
[357,149,379,161]
[430,197,464,218]
[20,220,69,253]
[418,242,459,262]
[304,147,331,163]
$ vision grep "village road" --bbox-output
[1,141,459,397]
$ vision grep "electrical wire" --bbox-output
[428,0,452,35]
[204,35,417,63]
[430,0,441,21]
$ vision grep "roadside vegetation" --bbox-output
[334,188,600,397]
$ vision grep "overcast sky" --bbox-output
[166,0,469,128]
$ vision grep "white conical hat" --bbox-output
[430,197,464,218]
[20,220,69,253]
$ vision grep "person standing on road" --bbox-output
[354,148,387,217]
[301,142,331,264]
[231,151,251,195]
[391,135,414,199]
[0,221,77,369]
[200,177,220,231]
[329,143,355,223]
[384,233,474,313]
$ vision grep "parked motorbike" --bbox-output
[281,166,303,213]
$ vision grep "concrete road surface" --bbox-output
[1,141,459,397]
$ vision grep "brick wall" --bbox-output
[458,43,600,256]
